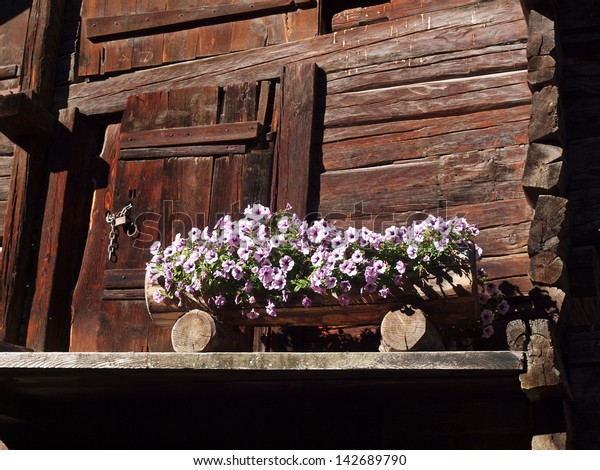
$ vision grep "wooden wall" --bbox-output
[0,0,535,350]
[0,1,31,249]
[60,0,532,293]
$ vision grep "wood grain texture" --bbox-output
[0,0,67,344]
[26,108,96,351]
[522,143,565,204]
[120,120,261,148]
[86,0,308,40]
[0,92,56,150]
[379,306,445,352]
[0,350,525,371]
[276,62,316,216]
[67,0,527,114]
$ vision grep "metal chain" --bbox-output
[105,203,134,262]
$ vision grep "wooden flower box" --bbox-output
[146,262,479,353]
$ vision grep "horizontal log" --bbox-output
[322,105,530,171]
[0,91,56,149]
[0,157,12,177]
[478,253,530,281]
[324,71,530,128]
[147,265,478,329]
[120,144,246,160]
[0,176,9,201]
[327,199,534,240]
[0,135,13,156]
[326,43,528,95]
[86,0,313,41]
[475,222,530,257]
[0,65,19,80]
[332,0,497,32]
[319,145,527,216]
[65,0,527,115]
[120,121,261,149]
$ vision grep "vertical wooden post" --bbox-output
[26,108,96,351]
[0,0,66,344]
[276,62,317,218]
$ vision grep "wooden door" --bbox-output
[70,63,316,351]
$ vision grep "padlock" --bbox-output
[114,215,127,226]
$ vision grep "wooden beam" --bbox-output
[0,65,19,80]
[64,0,528,116]
[85,0,313,41]
[119,144,246,160]
[275,62,317,217]
[0,92,56,150]
[0,350,525,372]
[0,0,67,345]
[26,108,96,352]
[120,120,261,149]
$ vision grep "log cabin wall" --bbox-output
[1,0,536,351]
[8,0,600,450]
[0,1,32,251]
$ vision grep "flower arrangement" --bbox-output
[146,204,482,320]
[477,276,510,338]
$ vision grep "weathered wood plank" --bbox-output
[0,0,67,344]
[332,0,488,32]
[322,105,530,171]
[324,71,530,128]
[65,0,527,115]
[102,0,135,74]
[121,121,260,148]
[120,144,245,160]
[163,0,198,63]
[0,350,526,371]
[0,65,19,80]
[221,81,258,123]
[326,44,528,95]
[78,0,105,76]
[86,0,310,40]
[197,21,233,57]
[0,92,56,149]
[121,90,169,134]
[478,253,530,282]
[26,108,96,351]
[132,0,166,69]
[0,157,13,176]
[276,62,316,216]
[320,145,527,216]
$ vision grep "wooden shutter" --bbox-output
[79,0,318,77]
[69,64,311,351]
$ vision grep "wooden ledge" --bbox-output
[0,351,525,373]
[0,91,55,149]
